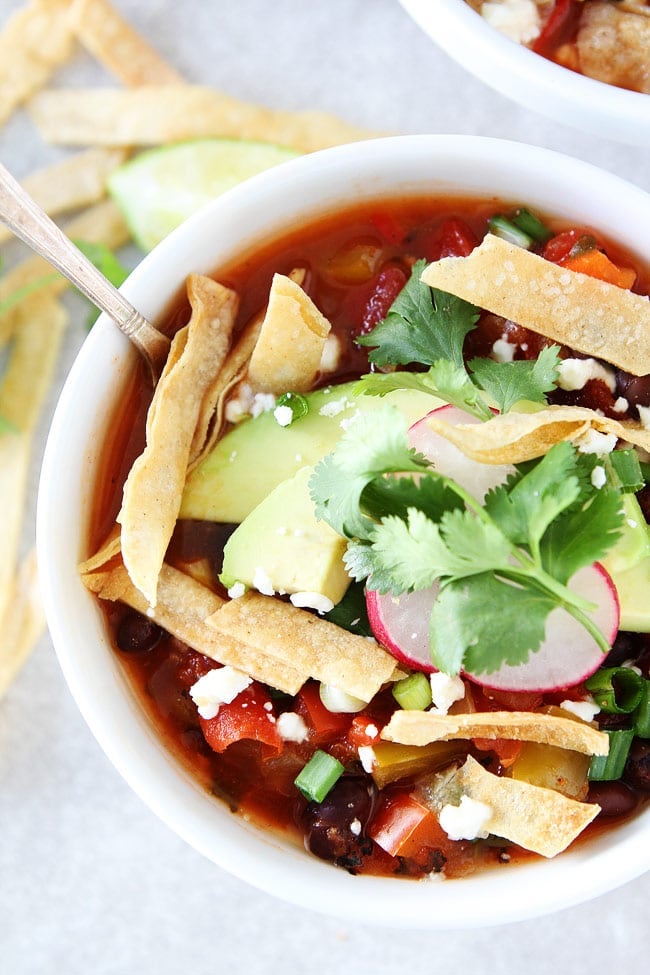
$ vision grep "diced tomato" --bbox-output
[348,715,382,748]
[543,228,590,264]
[200,684,283,755]
[418,218,478,262]
[295,681,353,743]
[370,792,446,859]
[358,264,408,336]
[473,737,522,769]
[532,0,581,58]
[472,685,544,713]
[370,211,407,246]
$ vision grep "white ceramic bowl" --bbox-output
[38,134,650,929]
[400,0,650,146]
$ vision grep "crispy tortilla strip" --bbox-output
[77,527,121,574]
[118,275,238,606]
[27,85,379,152]
[207,591,401,702]
[81,559,304,694]
[0,549,45,699]
[188,268,306,469]
[421,233,650,376]
[70,0,183,85]
[453,755,600,857]
[424,403,650,465]
[381,709,608,756]
[0,0,75,126]
[248,273,332,394]
[0,148,127,247]
[0,199,130,346]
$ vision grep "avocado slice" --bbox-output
[601,494,650,575]
[180,382,442,523]
[610,556,650,632]
[219,466,350,604]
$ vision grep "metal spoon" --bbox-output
[0,161,169,384]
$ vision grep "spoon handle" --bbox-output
[0,162,168,378]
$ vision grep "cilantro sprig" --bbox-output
[356,260,561,418]
[310,408,625,677]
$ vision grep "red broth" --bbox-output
[89,195,650,879]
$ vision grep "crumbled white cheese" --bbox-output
[429,673,466,715]
[320,334,341,373]
[358,745,376,773]
[481,0,541,44]
[560,697,601,723]
[273,404,294,427]
[319,397,349,418]
[224,382,255,423]
[613,397,629,414]
[189,666,252,719]
[227,581,247,599]
[638,405,650,430]
[276,711,309,743]
[253,565,276,596]
[339,409,361,432]
[290,591,334,614]
[439,795,492,841]
[575,428,617,456]
[251,392,277,417]
[590,465,607,490]
[364,723,379,740]
[557,358,616,393]
[492,337,516,363]
[349,818,362,837]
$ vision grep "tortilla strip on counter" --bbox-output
[382,709,609,756]
[451,755,600,858]
[118,275,238,607]
[421,233,650,376]
[247,273,331,394]
[0,549,45,700]
[81,559,304,694]
[423,404,650,465]
[207,591,402,702]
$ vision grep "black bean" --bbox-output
[616,371,650,411]
[587,781,638,817]
[116,611,164,653]
[302,776,376,869]
[623,740,650,793]
[606,631,647,668]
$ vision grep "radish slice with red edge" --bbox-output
[408,404,513,502]
[366,585,440,673]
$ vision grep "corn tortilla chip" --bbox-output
[0,0,75,127]
[207,591,401,702]
[421,233,650,376]
[452,755,600,857]
[381,709,608,756]
[28,85,380,152]
[118,274,238,606]
[424,404,650,465]
[0,548,45,699]
[70,0,183,85]
[81,558,304,694]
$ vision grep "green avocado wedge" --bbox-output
[108,138,301,251]
[180,382,444,524]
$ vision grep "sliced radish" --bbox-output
[464,562,619,693]
[366,585,440,672]
[366,563,619,691]
[408,404,512,501]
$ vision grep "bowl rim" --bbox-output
[399,0,650,146]
[37,133,650,929]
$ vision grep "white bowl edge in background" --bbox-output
[37,134,650,929]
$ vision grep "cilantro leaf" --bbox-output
[468,345,561,414]
[354,363,492,421]
[357,261,480,368]
[430,574,556,675]
[540,488,625,584]
[360,473,463,524]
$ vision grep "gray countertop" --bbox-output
[1,1,649,971]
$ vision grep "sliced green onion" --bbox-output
[319,683,367,714]
[294,750,344,802]
[609,449,644,493]
[511,207,552,244]
[585,667,644,714]
[634,680,650,738]
[568,234,598,258]
[588,729,635,782]
[639,461,650,486]
[275,391,309,423]
[392,672,432,711]
[487,215,534,250]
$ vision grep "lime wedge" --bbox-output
[108,138,301,251]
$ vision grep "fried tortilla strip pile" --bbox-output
[247,273,332,394]
[70,0,184,85]
[382,709,609,756]
[118,274,238,607]
[0,549,44,699]
[421,233,650,376]
[449,755,600,858]
[0,0,75,126]
[423,403,650,465]
[207,591,401,702]
[28,85,379,152]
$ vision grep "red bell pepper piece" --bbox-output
[200,684,283,755]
